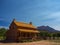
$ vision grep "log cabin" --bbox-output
[6,19,40,42]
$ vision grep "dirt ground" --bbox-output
[0,40,60,45]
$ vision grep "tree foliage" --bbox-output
[39,31,60,37]
[0,28,7,36]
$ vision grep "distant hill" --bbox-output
[37,26,60,33]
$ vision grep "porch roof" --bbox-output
[18,29,40,33]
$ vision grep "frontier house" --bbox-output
[6,19,40,42]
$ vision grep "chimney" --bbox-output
[29,22,32,25]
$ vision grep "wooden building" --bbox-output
[6,19,40,42]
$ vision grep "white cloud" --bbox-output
[0,26,9,29]
[49,12,60,18]
[41,12,60,22]
[38,12,60,30]
[52,25,60,31]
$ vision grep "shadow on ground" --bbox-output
[0,40,22,43]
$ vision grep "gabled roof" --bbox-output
[13,20,36,28]
[10,19,39,33]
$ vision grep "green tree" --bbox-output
[0,28,7,40]
[39,31,50,40]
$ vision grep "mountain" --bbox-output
[37,26,60,33]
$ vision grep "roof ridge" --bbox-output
[14,21,31,25]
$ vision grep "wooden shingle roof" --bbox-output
[11,19,39,33]
[14,20,36,28]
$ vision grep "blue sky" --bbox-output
[0,0,60,30]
